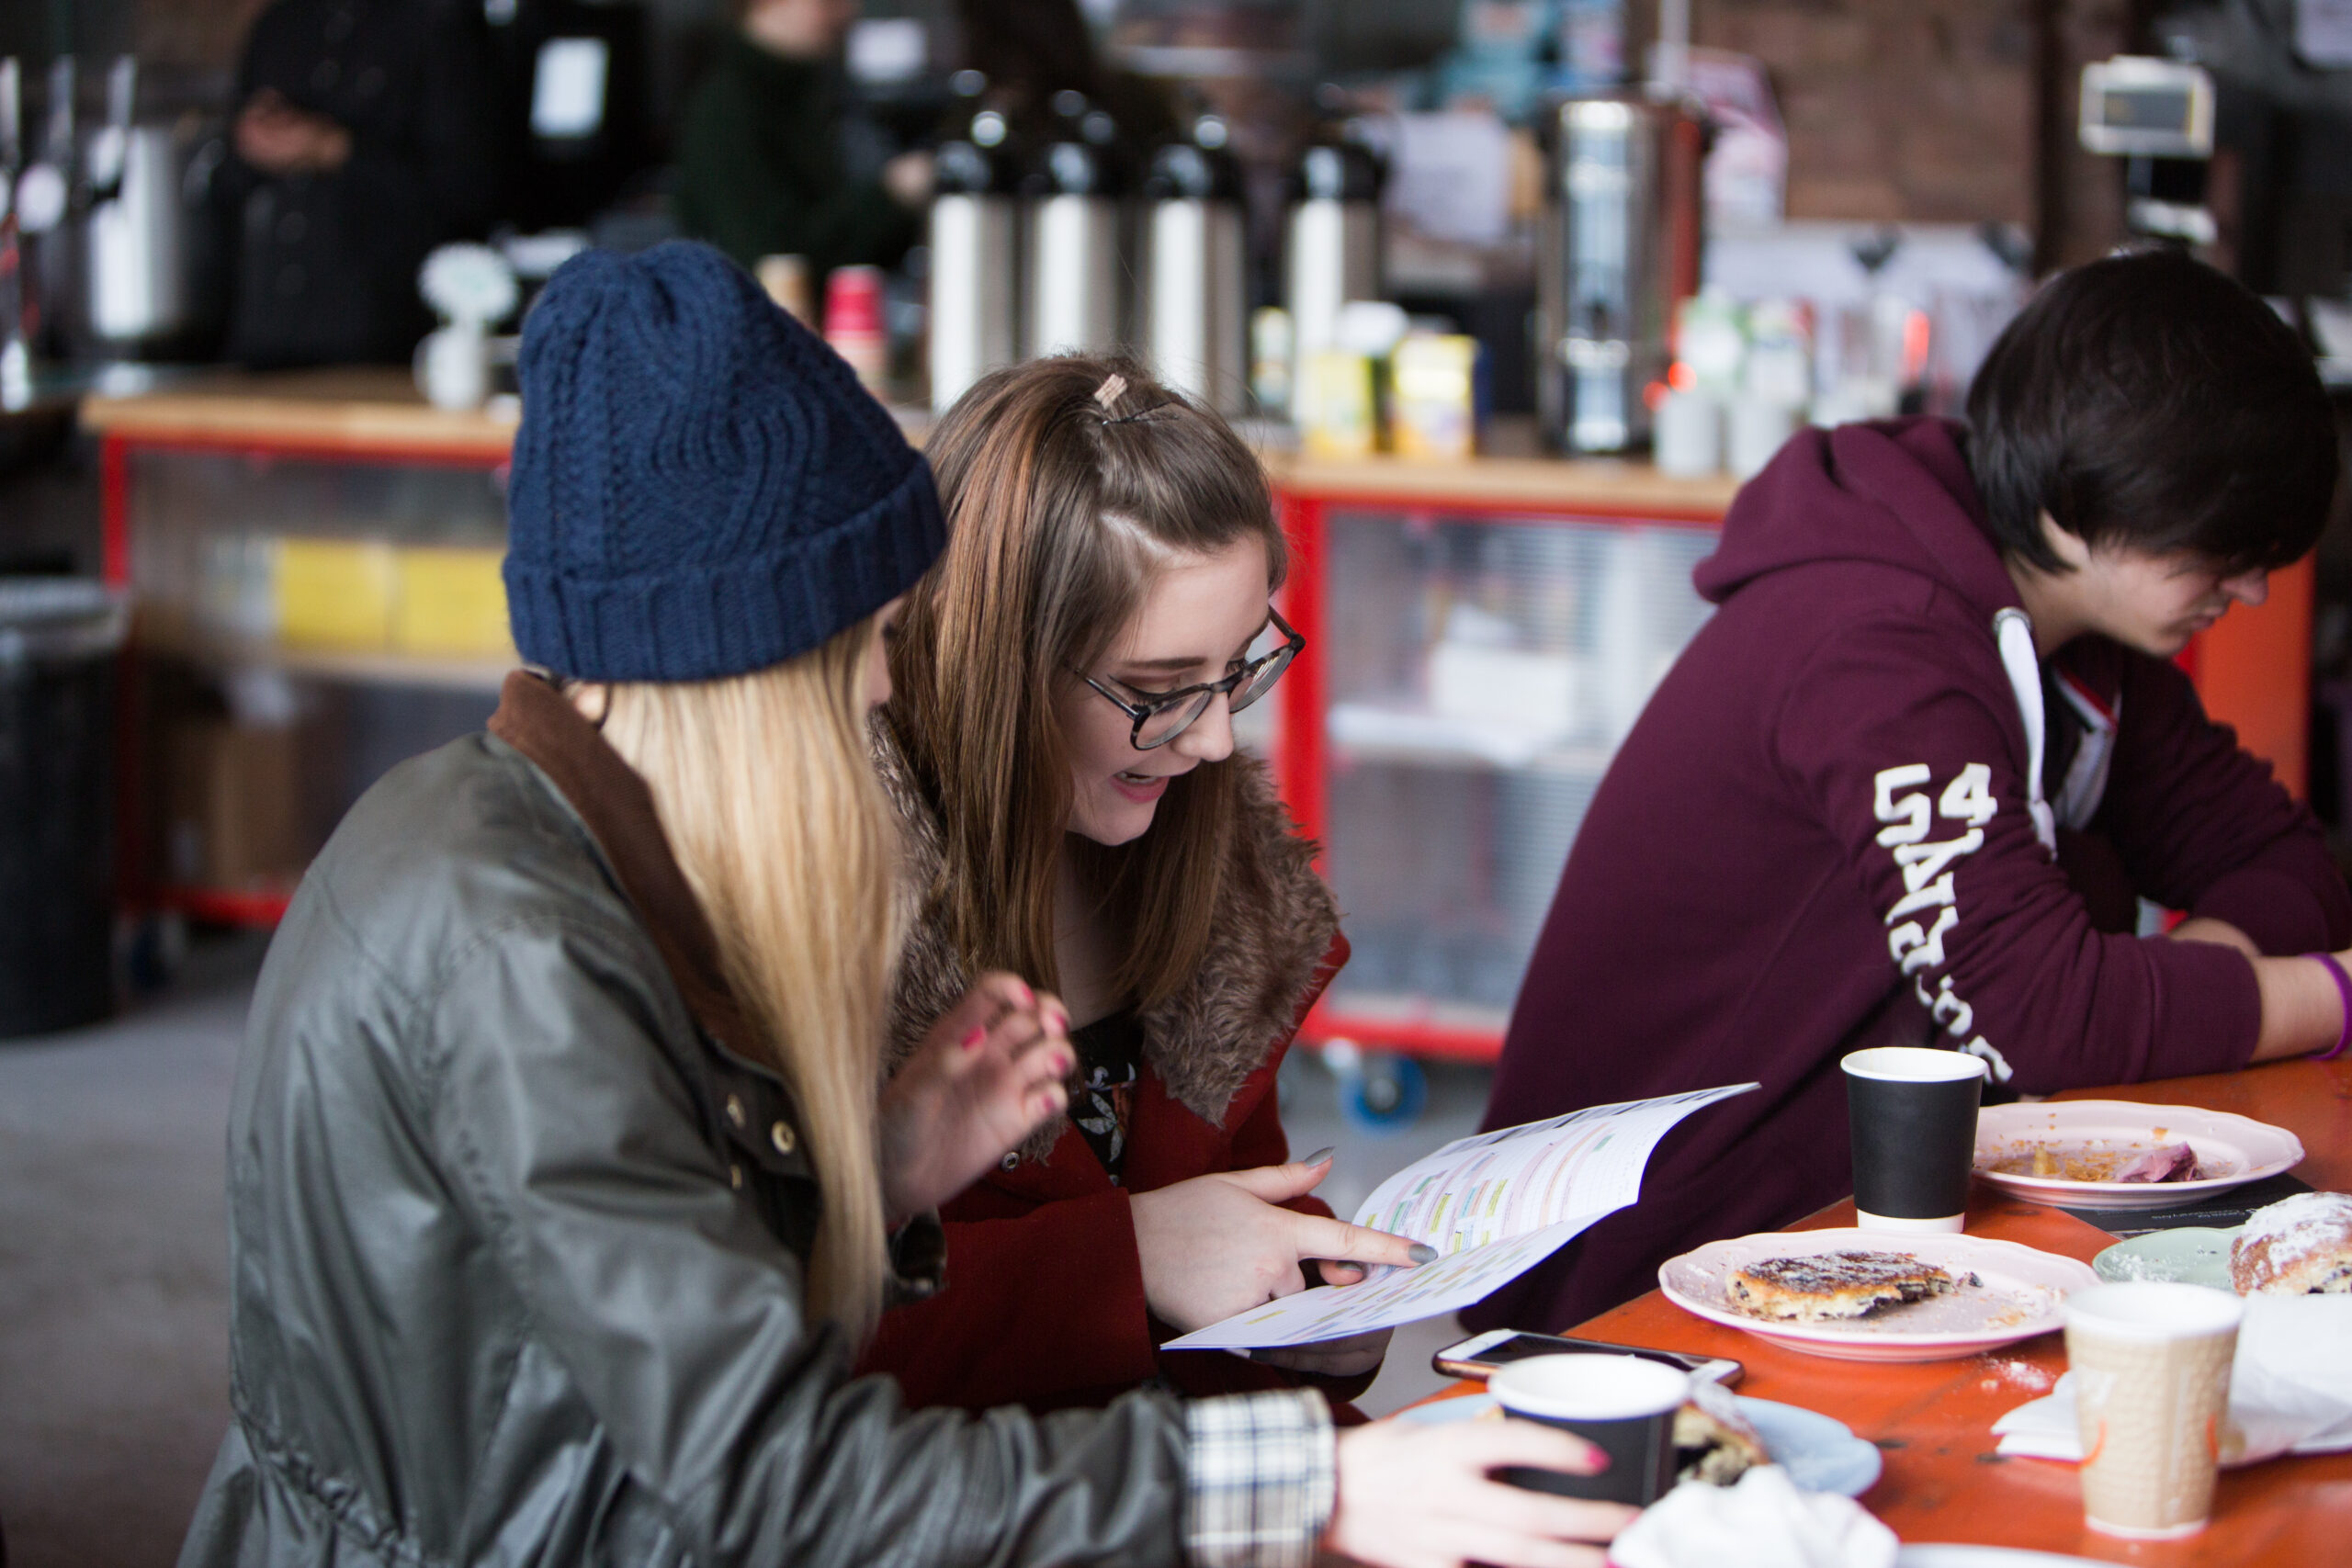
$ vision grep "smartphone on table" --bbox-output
[1431,1328,1743,1387]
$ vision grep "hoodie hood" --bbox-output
[1695,416,2021,621]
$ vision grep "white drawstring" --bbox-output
[1993,607,2057,854]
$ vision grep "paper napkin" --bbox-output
[1609,1466,1899,1568]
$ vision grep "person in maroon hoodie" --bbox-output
[1471,249,2352,1335]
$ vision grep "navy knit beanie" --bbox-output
[503,241,944,681]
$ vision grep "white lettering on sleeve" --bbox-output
[1873,764,1932,846]
[1872,761,2006,1072]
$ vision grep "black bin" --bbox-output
[0,581,129,1038]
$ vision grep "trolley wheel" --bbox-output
[1339,1049,1428,1132]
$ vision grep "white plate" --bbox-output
[1658,1228,2098,1362]
[1896,1549,2119,1568]
[1973,1100,2303,1211]
[1396,1392,1882,1497]
[2091,1224,2240,1289]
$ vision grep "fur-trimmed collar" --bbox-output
[874,719,1340,1165]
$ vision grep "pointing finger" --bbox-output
[1291,1213,1435,1269]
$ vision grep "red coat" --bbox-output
[858,936,1363,1413]
[861,737,1369,1415]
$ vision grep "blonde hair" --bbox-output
[596,617,898,1343]
[888,354,1287,1011]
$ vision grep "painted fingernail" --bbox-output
[1408,1243,1439,1264]
[1300,1146,1335,1168]
[1013,981,1035,1005]
[1577,1445,1611,1474]
[961,1026,986,1051]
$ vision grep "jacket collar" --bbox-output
[487,671,758,1055]
[873,716,1340,1159]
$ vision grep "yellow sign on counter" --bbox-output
[393,547,513,658]
[272,537,512,660]
[275,538,397,650]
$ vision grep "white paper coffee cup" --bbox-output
[2064,1282,2244,1539]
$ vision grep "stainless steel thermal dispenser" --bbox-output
[928,105,1019,413]
[1143,116,1247,417]
[1536,93,1704,453]
[1284,139,1381,425]
[1023,100,1125,360]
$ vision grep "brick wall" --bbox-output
[1641,0,2132,264]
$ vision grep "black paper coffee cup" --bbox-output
[1489,1354,1689,1506]
[1844,1045,1987,1232]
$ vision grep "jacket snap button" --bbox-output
[724,1094,746,1130]
[729,1164,744,1190]
[1000,1152,1018,1170]
[770,1121,796,1156]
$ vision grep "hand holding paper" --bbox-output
[1163,1083,1758,1351]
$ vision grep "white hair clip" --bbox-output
[1093,372,1128,409]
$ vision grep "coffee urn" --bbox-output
[1284,138,1382,424]
[1536,94,1705,453]
[83,57,206,354]
[928,104,1020,413]
[1143,116,1247,416]
[1023,96,1126,359]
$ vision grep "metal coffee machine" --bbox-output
[1535,93,1705,454]
[1143,116,1247,416]
[928,102,1019,413]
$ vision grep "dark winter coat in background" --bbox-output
[673,36,919,278]
[219,0,500,366]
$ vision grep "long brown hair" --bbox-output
[888,354,1286,1011]
[596,618,899,1344]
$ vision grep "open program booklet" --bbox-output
[1163,1082,1758,1351]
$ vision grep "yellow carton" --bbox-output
[1301,350,1379,460]
[394,546,513,659]
[274,537,397,651]
[1392,334,1481,460]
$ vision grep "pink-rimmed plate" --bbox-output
[1658,1228,2098,1362]
[1972,1100,2304,1212]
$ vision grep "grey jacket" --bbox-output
[179,671,1330,1568]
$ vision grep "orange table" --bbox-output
[1424,1056,2352,1563]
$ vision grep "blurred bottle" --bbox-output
[1250,305,1294,417]
[825,265,890,394]
[1284,132,1382,430]
[1143,115,1246,417]
[929,84,1019,412]
[755,254,812,323]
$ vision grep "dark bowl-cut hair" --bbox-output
[1965,248,2338,576]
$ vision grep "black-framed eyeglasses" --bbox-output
[1080,606,1305,750]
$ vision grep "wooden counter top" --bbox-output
[80,367,517,459]
[1419,1055,2352,1564]
[76,367,1740,518]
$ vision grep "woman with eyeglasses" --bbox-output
[858,355,1414,1416]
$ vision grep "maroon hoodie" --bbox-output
[1466,418,2350,1334]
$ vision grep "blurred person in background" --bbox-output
[674,0,933,279]
[952,0,1174,147]
[218,0,499,367]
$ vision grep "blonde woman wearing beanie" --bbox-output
[178,242,1634,1568]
